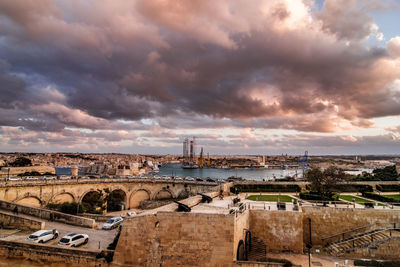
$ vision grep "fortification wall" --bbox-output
[0,200,96,228]
[234,210,250,259]
[302,207,400,247]
[112,212,235,267]
[249,210,303,253]
[347,237,400,260]
[0,166,55,178]
[0,210,44,230]
[0,240,108,267]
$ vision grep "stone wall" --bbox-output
[0,240,108,267]
[112,212,235,267]
[0,166,55,178]
[0,210,44,230]
[234,210,250,259]
[0,200,96,228]
[249,210,303,253]
[347,237,400,260]
[302,207,400,247]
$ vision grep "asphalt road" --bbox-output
[1,217,118,250]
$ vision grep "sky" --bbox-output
[1,0,400,155]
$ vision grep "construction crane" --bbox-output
[199,147,204,168]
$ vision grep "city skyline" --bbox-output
[1,0,400,155]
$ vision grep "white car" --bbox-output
[58,233,89,247]
[25,176,39,181]
[41,176,56,180]
[27,229,59,243]
[174,177,183,180]
[102,217,123,230]
[126,211,137,217]
[185,176,195,181]
[58,175,71,180]
[5,177,22,181]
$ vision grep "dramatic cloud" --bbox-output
[0,0,399,153]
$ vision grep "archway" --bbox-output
[154,189,173,200]
[81,190,103,213]
[51,192,75,204]
[129,189,151,208]
[16,196,41,207]
[236,240,246,261]
[107,189,127,212]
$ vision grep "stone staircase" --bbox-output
[247,236,267,261]
[324,227,395,256]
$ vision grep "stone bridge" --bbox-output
[0,179,219,209]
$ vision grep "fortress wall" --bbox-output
[0,240,107,267]
[113,212,235,267]
[0,210,44,230]
[302,207,400,247]
[0,166,55,178]
[234,210,250,259]
[346,237,400,260]
[0,200,96,228]
[249,210,303,253]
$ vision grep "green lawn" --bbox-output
[384,195,400,201]
[339,195,385,206]
[246,195,295,202]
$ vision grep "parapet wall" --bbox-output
[0,200,96,228]
[302,207,400,247]
[0,240,107,267]
[112,212,235,267]
[0,210,44,230]
[0,166,55,178]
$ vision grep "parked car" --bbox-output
[185,176,194,181]
[126,211,137,217]
[206,178,215,183]
[25,176,39,181]
[174,177,182,180]
[41,176,56,180]
[58,233,89,247]
[196,178,204,182]
[102,217,124,230]
[27,229,59,243]
[5,177,22,181]
[162,175,171,180]
[58,175,71,180]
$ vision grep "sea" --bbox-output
[55,164,303,181]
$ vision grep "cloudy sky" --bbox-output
[1,0,400,155]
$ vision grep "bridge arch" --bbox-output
[49,192,77,204]
[13,194,42,207]
[107,188,128,211]
[129,188,151,209]
[153,188,175,200]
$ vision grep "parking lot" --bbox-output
[0,216,118,250]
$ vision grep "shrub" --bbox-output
[230,184,301,193]
[299,191,338,201]
[376,184,400,192]
[362,192,400,204]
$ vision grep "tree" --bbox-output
[9,157,32,167]
[305,166,345,200]
[372,165,399,181]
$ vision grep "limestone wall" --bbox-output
[234,210,250,259]
[347,237,400,260]
[0,210,44,230]
[0,200,96,228]
[0,240,108,267]
[249,210,303,253]
[112,212,235,267]
[0,166,55,178]
[302,207,400,247]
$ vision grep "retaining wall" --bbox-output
[0,210,44,230]
[0,200,96,228]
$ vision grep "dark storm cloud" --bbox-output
[0,0,399,137]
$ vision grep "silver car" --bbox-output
[58,233,89,247]
[27,229,59,243]
[102,217,123,230]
